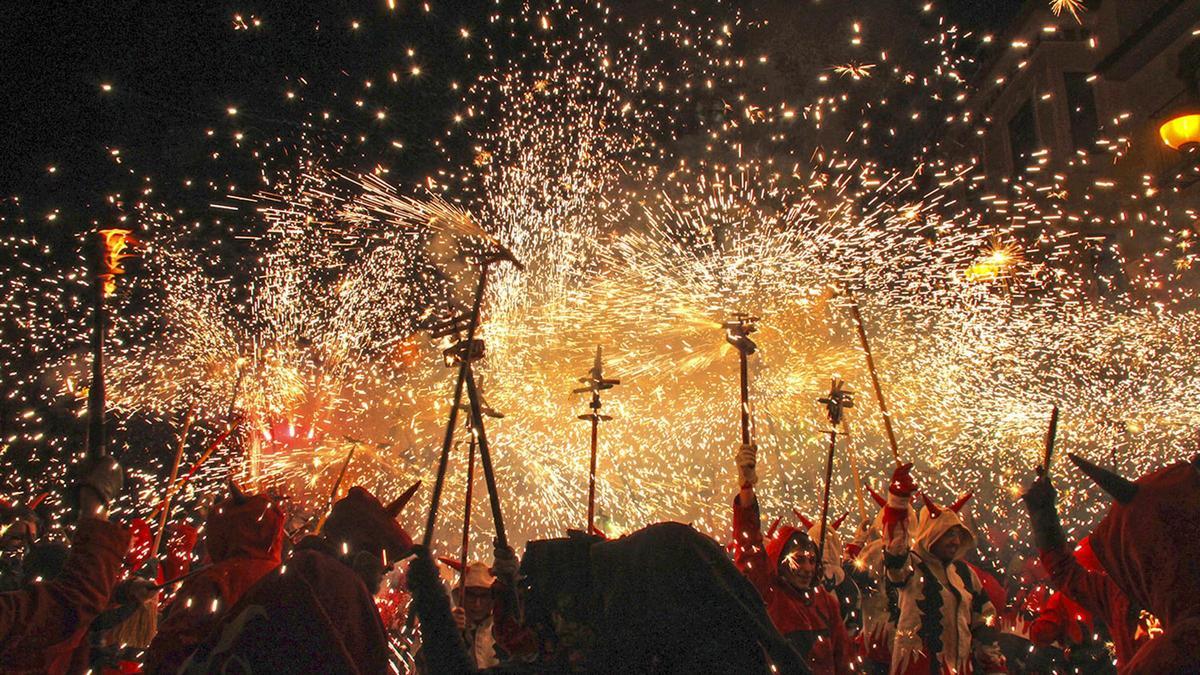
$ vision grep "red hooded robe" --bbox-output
[733,494,852,675]
[1081,457,1200,673]
[144,492,285,674]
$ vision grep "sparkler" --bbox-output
[816,378,853,583]
[573,345,620,532]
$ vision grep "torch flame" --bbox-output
[98,228,135,296]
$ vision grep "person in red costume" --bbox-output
[881,463,1007,675]
[0,455,131,675]
[732,441,853,675]
[143,480,285,674]
[1021,469,1144,670]
[181,482,419,674]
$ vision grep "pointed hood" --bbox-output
[764,524,817,586]
[807,513,849,585]
[912,495,975,564]
[206,490,285,563]
[321,485,416,562]
[1086,458,1200,627]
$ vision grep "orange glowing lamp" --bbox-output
[1159,113,1200,151]
[97,228,135,296]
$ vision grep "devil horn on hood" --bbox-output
[228,479,248,505]
[437,556,463,572]
[921,493,942,518]
[831,511,850,531]
[791,509,815,530]
[1068,453,1138,504]
[865,482,887,508]
[766,514,784,539]
[386,480,422,518]
[949,491,973,513]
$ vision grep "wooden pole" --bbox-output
[152,406,194,558]
[87,232,108,458]
[846,293,900,464]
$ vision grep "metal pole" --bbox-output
[464,365,507,549]
[458,433,476,604]
[422,262,490,548]
[587,398,599,531]
[87,232,107,458]
[739,350,751,446]
[815,428,837,586]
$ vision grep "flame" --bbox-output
[98,228,136,297]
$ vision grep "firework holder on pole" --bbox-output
[723,314,760,448]
[573,345,620,534]
[816,378,853,587]
[422,246,522,553]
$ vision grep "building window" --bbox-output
[1064,72,1099,151]
[1008,98,1038,173]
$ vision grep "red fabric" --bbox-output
[183,538,389,674]
[1087,459,1200,673]
[1040,544,1143,668]
[163,523,198,582]
[144,493,284,674]
[1028,591,1093,648]
[0,518,130,675]
[732,494,851,675]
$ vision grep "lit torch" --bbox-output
[87,228,136,458]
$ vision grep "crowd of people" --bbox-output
[0,441,1196,674]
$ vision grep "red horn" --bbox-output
[791,509,815,530]
[865,482,887,508]
[949,491,973,513]
[437,556,463,572]
[766,514,784,539]
[921,493,942,518]
[831,511,850,531]
[386,481,422,518]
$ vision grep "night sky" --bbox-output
[3,0,1023,235]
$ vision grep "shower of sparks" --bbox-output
[1050,0,1087,23]
[0,0,1196,635]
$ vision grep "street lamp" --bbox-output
[1160,111,1200,151]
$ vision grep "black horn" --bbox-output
[386,480,422,518]
[228,479,248,505]
[1068,453,1138,504]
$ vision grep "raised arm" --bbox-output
[881,463,917,586]
[1021,472,1121,620]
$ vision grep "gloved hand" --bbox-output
[888,462,917,499]
[67,454,123,517]
[735,443,758,488]
[115,577,158,606]
[1021,472,1057,513]
[491,540,519,580]
[1022,471,1067,552]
